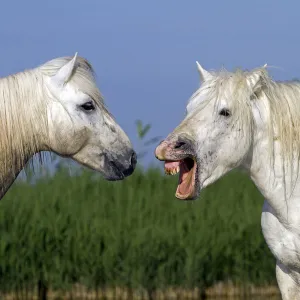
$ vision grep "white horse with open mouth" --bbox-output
[155,62,300,299]
[0,53,137,199]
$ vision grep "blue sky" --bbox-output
[2,0,300,169]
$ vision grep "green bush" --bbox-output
[0,166,276,293]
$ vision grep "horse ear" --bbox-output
[52,52,78,87]
[196,61,213,82]
[246,73,261,91]
[246,65,267,93]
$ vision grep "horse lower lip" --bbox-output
[109,161,124,177]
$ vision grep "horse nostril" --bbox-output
[174,141,186,149]
[130,151,137,168]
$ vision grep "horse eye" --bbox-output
[80,101,95,111]
[219,108,231,117]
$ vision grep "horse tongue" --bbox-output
[177,162,193,195]
[178,170,193,195]
[165,161,180,169]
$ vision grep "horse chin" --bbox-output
[164,156,200,201]
[82,163,126,181]
[70,153,126,181]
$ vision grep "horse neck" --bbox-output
[0,69,48,198]
[244,116,300,225]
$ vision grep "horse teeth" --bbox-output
[165,167,180,176]
[165,168,172,175]
[172,168,179,175]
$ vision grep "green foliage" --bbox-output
[0,167,276,293]
[135,120,161,160]
[136,120,151,139]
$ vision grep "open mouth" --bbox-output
[164,157,198,200]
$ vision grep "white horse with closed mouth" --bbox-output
[155,62,300,299]
[0,53,137,199]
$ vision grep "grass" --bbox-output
[0,166,277,297]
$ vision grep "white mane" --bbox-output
[0,56,106,184]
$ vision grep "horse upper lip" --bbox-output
[155,136,196,161]
[165,149,197,162]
